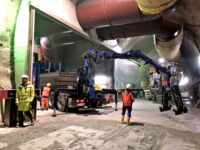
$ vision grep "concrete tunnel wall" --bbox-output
[0,0,22,89]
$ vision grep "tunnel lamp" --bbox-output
[198,55,200,67]
[158,57,165,64]
[185,101,191,105]
[94,75,108,84]
[60,42,75,46]
[179,76,189,86]
[94,75,108,88]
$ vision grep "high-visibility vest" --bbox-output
[16,82,35,111]
[42,87,50,97]
[122,92,134,107]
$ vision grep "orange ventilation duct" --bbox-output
[76,0,177,29]
[76,0,182,61]
[155,26,183,60]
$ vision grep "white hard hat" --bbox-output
[21,74,29,79]
[40,37,50,49]
[126,83,132,89]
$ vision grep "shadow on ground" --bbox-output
[130,122,144,126]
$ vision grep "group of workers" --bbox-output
[15,74,135,127]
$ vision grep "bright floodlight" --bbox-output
[94,75,107,84]
[158,57,165,64]
[179,76,189,86]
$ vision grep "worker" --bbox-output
[121,88,135,125]
[16,75,35,127]
[41,83,51,110]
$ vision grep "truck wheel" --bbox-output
[57,95,66,112]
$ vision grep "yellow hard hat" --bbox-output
[47,83,51,87]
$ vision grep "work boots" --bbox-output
[127,117,131,125]
[30,119,34,126]
[19,122,25,127]
[120,115,124,124]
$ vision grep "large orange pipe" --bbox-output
[76,0,182,60]
[76,0,174,29]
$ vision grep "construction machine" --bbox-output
[48,48,187,115]
[80,48,188,115]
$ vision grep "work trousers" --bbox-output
[18,111,33,125]
[121,106,132,117]
[41,96,49,108]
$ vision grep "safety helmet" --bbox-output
[21,74,29,79]
[47,83,51,87]
[126,83,132,89]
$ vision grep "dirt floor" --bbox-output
[0,99,200,150]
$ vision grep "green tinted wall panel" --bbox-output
[14,0,30,86]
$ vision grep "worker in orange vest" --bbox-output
[121,88,135,125]
[41,83,51,110]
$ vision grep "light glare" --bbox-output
[179,76,189,86]
[158,57,165,64]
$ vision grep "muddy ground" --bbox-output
[0,100,200,150]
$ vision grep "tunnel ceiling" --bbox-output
[72,0,200,50]
[73,0,200,84]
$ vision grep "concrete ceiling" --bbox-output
[39,0,200,85]
[73,0,200,84]
[114,0,200,61]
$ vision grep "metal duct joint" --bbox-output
[155,26,183,61]
[135,0,178,15]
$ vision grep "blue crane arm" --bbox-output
[83,49,188,115]
[84,49,169,76]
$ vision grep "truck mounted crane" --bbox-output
[79,48,188,115]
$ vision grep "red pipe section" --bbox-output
[76,0,173,30]
[76,0,182,60]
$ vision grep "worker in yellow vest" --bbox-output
[16,75,35,127]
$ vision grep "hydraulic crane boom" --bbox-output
[84,48,169,76]
[83,49,170,86]
[81,48,187,115]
